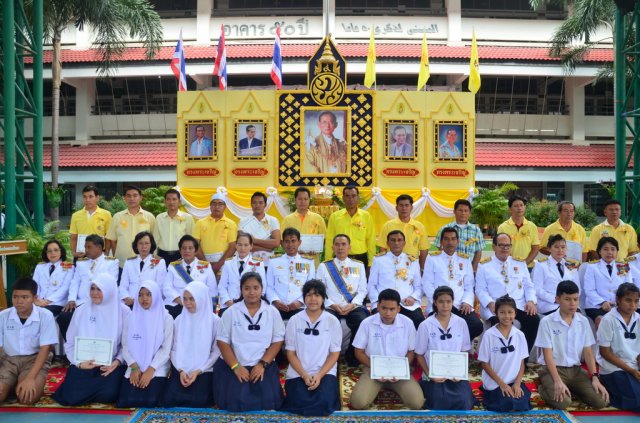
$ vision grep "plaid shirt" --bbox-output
[434,221,486,256]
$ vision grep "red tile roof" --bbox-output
[35,141,624,169]
[475,142,626,168]
[30,44,613,65]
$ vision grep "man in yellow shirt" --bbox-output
[193,193,237,273]
[105,185,156,269]
[378,194,429,270]
[281,187,327,265]
[589,199,638,260]
[69,185,112,260]
[540,201,588,262]
[497,195,540,266]
[153,188,194,265]
[325,186,376,268]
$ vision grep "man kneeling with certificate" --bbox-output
[349,289,424,410]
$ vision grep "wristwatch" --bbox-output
[591,372,600,380]
[259,359,269,368]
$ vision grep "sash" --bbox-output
[173,263,194,285]
[325,260,354,303]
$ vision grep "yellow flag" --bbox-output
[364,27,376,88]
[468,30,481,94]
[417,32,430,91]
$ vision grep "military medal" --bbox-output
[501,264,509,284]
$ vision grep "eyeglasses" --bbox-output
[496,244,512,249]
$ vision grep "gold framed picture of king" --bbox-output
[185,120,217,161]
[234,120,267,160]
[434,121,467,162]
[301,108,350,176]
[384,120,417,161]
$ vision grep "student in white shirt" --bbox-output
[597,283,640,411]
[584,236,633,328]
[116,280,173,408]
[534,280,609,410]
[53,273,131,406]
[0,278,57,405]
[350,288,424,410]
[239,191,281,266]
[32,240,74,317]
[282,280,341,416]
[415,286,475,410]
[162,281,220,408]
[163,235,218,319]
[214,272,285,411]
[119,231,167,307]
[218,231,266,316]
[532,234,580,315]
[477,295,531,411]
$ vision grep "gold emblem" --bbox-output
[309,37,345,106]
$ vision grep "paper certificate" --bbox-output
[240,218,271,240]
[300,234,325,253]
[566,240,583,262]
[429,350,469,380]
[75,337,114,366]
[76,234,87,253]
[370,355,410,380]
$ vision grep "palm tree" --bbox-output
[529,0,616,73]
[34,0,163,219]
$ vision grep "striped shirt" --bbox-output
[434,221,486,256]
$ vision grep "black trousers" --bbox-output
[157,249,180,267]
[348,253,369,268]
[489,309,540,352]
[326,306,369,364]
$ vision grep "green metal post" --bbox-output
[3,0,17,236]
[615,8,627,215]
[33,0,44,233]
[16,7,25,225]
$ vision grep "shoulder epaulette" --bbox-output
[616,260,626,264]
[272,253,283,258]
[407,254,417,262]
[589,259,599,264]
[350,258,363,264]
[301,254,315,260]
[170,260,182,265]
[37,261,45,265]
[625,255,637,262]
[566,258,580,265]
[198,260,209,265]
[480,257,491,264]
[127,256,137,261]
[429,250,442,256]
[77,257,89,261]
[105,256,117,260]
[458,252,470,259]
[226,256,235,261]
[375,251,386,257]
[537,257,548,263]
[513,256,526,262]
[251,256,264,262]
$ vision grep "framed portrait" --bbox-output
[384,120,417,161]
[234,120,267,160]
[184,120,217,161]
[300,107,351,176]
[434,121,467,162]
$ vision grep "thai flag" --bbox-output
[271,25,283,89]
[214,24,227,90]
[170,30,187,91]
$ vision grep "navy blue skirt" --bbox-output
[52,365,126,406]
[116,375,167,408]
[161,366,213,408]
[421,379,476,410]
[212,359,283,412]
[481,382,532,412]
[601,370,640,412]
[281,375,340,416]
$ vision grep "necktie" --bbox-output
[607,264,613,276]
[49,264,55,276]
[557,262,564,278]
[239,260,245,274]
[90,261,96,272]
[186,265,191,274]
[139,261,144,272]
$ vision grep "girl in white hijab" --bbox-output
[162,281,221,407]
[53,273,130,406]
[117,280,173,408]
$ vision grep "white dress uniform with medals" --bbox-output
[265,253,316,305]
[119,255,167,301]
